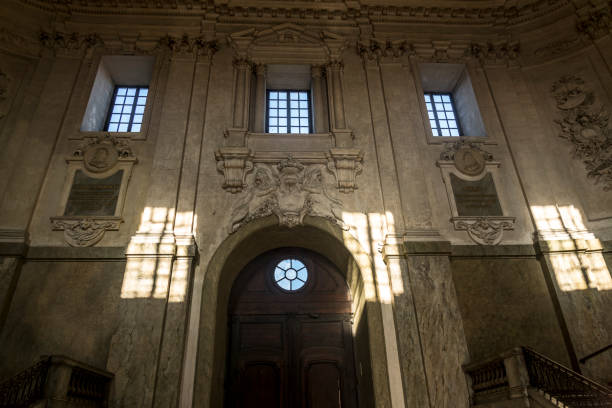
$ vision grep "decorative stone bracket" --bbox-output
[326,148,363,193]
[215,147,254,193]
[51,216,122,247]
[452,216,515,246]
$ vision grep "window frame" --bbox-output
[265,89,313,134]
[104,86,149,133]
[424,92,463,137]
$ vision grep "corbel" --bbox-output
[326,148,363,193]
[215,147,254,193]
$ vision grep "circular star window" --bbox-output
[274,259,308,291]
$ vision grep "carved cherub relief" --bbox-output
[230,156,344,233]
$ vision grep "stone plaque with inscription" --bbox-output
[450,173,503,216]
[64,170,123,216]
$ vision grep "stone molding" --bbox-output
[229,156,345,233]
[18,0,570,27]
[452,216,516,246]
[158,34,218,61]
[39,30,103,58]
[551,75,612,191]
[228,23,346,64]
[50,216,122,247]
[358,38,519,66]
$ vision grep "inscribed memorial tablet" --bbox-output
[64,170,123,216]
[451,173,503,216]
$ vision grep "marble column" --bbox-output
[327,61,346,130]
[156,45,215,408]
[107,47,197,408]
[231,58,251,131]
[402,237,471,408]
[253,64,266,133]
[311,65,327,133]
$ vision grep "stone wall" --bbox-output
[0,0,611,406]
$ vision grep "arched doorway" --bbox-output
[226,247,359,408]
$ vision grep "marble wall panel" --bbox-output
[406,255,470,408]
[0,255,19,331]
[0,260,124,378]
[451,257,569,365]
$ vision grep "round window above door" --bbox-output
[273,259,308,291]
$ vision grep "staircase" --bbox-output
[0,355,113,407]
[464,347,612,407]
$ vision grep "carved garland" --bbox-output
[551,75,612,191]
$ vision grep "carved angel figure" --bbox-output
[230,157,345,233]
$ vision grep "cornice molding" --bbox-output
[358,38,520,66]
[14,0,573,28]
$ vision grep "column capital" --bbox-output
[311,65,324,78]
[255,63,266,76]
[233,57,252,70]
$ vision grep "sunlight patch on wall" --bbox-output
[121,207,193,301]
[532,204,611,291]
[137,206,175,234]
[342,212,377,302]
[341,211,405,303]
[385,212,404,296]
[121,256,172,299]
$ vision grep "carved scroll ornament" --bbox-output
[551,75,612,191]
[230,156,345,233]
[453,217,515,245]
[51,217,122,247]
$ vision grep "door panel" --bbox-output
[305,362,341,408]
[240,362,281,408]
[227,248,358,408]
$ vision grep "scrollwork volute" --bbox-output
[551,75,612,191]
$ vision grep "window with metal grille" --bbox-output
[105,87,148,132]
[424,93,461,137]
[267,90,312,134]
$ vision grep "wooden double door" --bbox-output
[227,248,358,408]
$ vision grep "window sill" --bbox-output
[427,134,495,145]
[246,132,333,152]
[74,130,146,140]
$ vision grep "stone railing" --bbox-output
[0,355,113,407]
[464,347,612,407]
